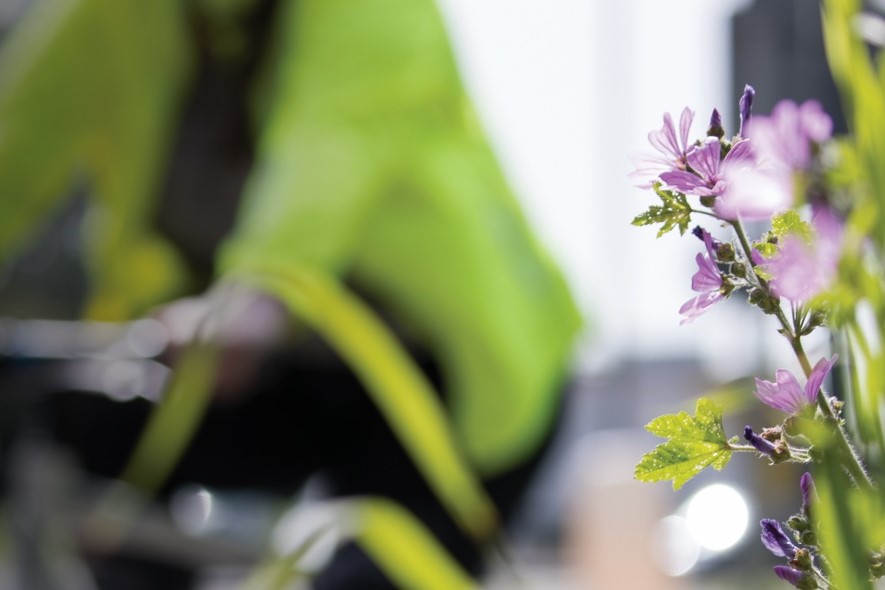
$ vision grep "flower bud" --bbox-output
[739,84,756,137]
[717,242,735,262]
[700,195,717,208]
[746,426,789,461]
[800,473,817,513]
[707,108,725,139]
[787,514,810,534]
[829,397,844,416]
[809,310,828,328]
[792,548,814,571]
[748,288,781,314]
[800,530,817,546]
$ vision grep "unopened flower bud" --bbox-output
[829,397,844,416]
[731,262,747,278]
[707,108,725,139]
[717,242,735,262]
[800,473,817,514]
[787,515,810,534]
[800,530,817,546]
[746,426,788,460]
[739,84,756,137]
[809,310,828,328]
[748,288,781,315]
[792,548,814,571]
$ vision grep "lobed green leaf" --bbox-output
[632,184,693,238]
[635,398,733,490]
[772,210,812,242]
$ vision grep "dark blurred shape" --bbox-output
[732,0,847,133]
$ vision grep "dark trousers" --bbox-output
[39,353,558,589]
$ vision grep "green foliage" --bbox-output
[635,398,733,490]
[631,183,693,238]
[772,210,813,242]
[815,459,881,590]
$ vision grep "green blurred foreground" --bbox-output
[0,0,582,587]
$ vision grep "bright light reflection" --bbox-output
[685,483,749,552]
[170,486,215,536]
[650,515,701,576]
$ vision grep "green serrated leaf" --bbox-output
[772,210,812,242]
[635,398,733,489]
[754,241,777,258]
[635,439,732,490]
[632,184,693,237]
[645,398,729,442]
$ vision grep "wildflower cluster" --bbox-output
[632,86,881,589]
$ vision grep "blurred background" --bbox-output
[0,0,857,588]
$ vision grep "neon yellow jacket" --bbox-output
[218,0,583,476]
[0,0,582,478]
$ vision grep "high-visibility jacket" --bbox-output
[218,0,583,476]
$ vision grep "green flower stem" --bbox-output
[730,219,874,488]
[795,335,873,488]
[728,219,796,330]
[688,208,725,220]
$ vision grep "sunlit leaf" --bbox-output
[636,398,733,490]
[631,183,693,238]
[771,210,812,242]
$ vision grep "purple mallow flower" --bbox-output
[715,156,793,221]
[679,228,725,324]
[717,98,834,222]
[766,207,843,304]
[748,99,833,172]
[660,137,754,198]
[630,107,695,188]
[754,355,838,414]
[773,565,807,588]
[761,519,799,558]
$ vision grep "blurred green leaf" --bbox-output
[771,210,812,242]
[636,398,733,490]
[815,459,879,590]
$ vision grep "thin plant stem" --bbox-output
[729,218,874,488]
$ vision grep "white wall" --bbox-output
[436,0,803,379]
